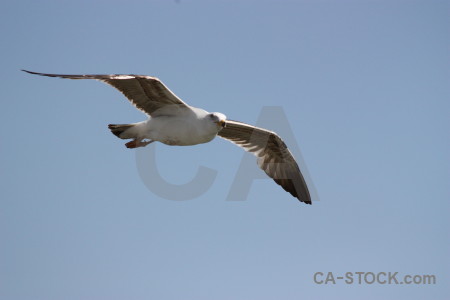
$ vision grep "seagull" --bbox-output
[23,70,312,204]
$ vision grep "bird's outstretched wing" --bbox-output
[22,70,190,116]
[218,120,311,204]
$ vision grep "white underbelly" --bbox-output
[145,117,217,146]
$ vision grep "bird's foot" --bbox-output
[125,140,138,148]
[125,139,153,149]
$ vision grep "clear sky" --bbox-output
[1,0,449,299]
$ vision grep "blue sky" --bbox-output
[1,0,449,299]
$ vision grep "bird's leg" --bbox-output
[139,139,154,147]
[125,139,154,149]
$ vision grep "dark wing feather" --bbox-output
[218,120,311,204]
[22,70,190,116]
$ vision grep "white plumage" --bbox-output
[23,70,311,204]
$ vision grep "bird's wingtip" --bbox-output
[299,196,312,205]
[22,69,38,75]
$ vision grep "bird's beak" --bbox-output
[215,120,226,128]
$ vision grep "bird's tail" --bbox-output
[108,124,137,139]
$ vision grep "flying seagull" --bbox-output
[23,70,312,204]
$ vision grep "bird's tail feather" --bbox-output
[108,124,136,139]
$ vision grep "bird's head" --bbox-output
[209,112,227,128]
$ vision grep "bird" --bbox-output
[23,70,312,204]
